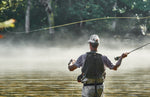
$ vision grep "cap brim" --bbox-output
[88,40,95,43]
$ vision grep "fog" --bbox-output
[0,38,149,74]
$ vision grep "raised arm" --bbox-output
[103,52,128,70]
[68,54,86,71]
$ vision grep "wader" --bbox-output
[81,52,105,97]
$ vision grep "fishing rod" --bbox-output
[114,43,150,60]
[68,59,73,65]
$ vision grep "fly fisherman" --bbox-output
[68,34,128,97]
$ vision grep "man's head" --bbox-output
[88,34,100,50]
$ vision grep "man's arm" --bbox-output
[68,64,77,71]
[68,54,86,71]
[68,59,78,71]
[103,52,128,70]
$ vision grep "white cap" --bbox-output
[88,34,100,43]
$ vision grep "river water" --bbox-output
[0,46,149,97]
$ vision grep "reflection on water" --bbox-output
[105,68,150,97]
[0,71,81,97]
[0,68,149,97]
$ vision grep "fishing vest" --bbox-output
[82,52,104,79]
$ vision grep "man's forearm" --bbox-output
[68,64,77,71]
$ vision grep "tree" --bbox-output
[0,0,25,32]
[25,0,31,33]
[1,0,150,39]
[39,0,54,34]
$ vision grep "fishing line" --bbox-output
[13,15,150,34]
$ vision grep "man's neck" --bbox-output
[90,49,97,52]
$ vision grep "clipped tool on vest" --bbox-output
[77,74,84,82]
[115,43,150,60]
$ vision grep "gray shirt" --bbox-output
[74,53,122,70]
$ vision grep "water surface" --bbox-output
[0,46,149,97]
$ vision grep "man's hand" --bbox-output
[68,59,77,71]
[115,52,129,60]
[113,65,118,70]
[113,52,129,70]
[68,65,77,71]
[71,59,76,65]
[121,52,129,58]
[68,59,76,66]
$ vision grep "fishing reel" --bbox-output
[114,56,120,60]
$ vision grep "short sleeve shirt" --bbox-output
[74,53,119,70]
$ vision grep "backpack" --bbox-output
[82,52,104,79]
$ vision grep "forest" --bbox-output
[0,0,150,45]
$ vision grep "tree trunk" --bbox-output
[46,0,54,34]
[112,2,117,31]
[115,0,123,35]
[25,0,31,33]
[47,12,54,34]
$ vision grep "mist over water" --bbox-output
[0,38,149,72]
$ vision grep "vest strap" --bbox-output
[83,83,103,86]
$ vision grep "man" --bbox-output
[68,34,128,97]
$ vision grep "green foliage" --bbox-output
[115,0,150,15]
[0,0,25,29]
[0,0,150,39]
